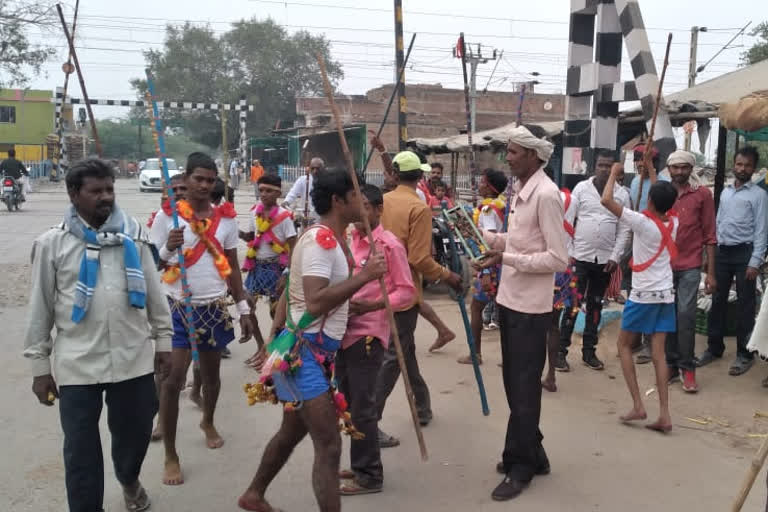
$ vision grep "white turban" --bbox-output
[667,150,695,167]
[507,125,554,163]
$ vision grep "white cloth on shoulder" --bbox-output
[747,296,768,358]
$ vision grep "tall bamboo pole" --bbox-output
[317,53,428,460]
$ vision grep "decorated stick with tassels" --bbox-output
[145,69,200,363]
[317,53,428,461]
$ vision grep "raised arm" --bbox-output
[600,163,625,218]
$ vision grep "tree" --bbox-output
[130,18,343,150]
[0,1,57,88]
[95,119,209,163]
[741,21,768,65]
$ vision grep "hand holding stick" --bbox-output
[317,53,429,460]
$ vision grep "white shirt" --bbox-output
[287,226,350,340]
[478,206,504,232]
[621,208,678,303]
[284,175,316,217]
[242,205,297,259]
[570,177,631,264]
[23,219,173,385]
[150,209,239,302]
[416,188,426,202]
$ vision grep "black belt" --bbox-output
[718,243,753,250]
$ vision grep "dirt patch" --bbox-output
[0,263,31,307]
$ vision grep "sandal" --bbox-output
[339,479,382,496]
[123,483,151,512]
[339,469,355,480]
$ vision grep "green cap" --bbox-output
[392,151,423,173]
[420,163,432,173]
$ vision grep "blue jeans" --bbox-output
[59,373,157,512]
[666,268,700,371]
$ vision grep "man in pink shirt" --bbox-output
[476,125,568,501]
[336,184,415,496]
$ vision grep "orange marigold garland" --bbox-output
[161,200,234,283]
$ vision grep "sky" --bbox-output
[19,0,765,159]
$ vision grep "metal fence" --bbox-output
[278,165,474,196]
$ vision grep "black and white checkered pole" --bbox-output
[239,95,247,172]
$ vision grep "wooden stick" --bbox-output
[317,53,428,460]
[732,434,768,511]
[302,139,311,230]
[56,3,101,158]
[636,32,673,209]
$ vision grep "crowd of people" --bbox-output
[20,124,768,511]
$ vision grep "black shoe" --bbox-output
[582,354,604,371]
[554,352,570,372]
[377,428,400,448]
[221,347,232,359]
[491,477,529,501]
[495,460,549,476]
[695,350,721,368]
[667,367,681,385]
[418,411,433,427]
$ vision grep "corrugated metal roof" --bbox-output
[665,59,768,110]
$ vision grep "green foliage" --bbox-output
[741,21,768,65]
[0,1,57,88]
[130,18,343,150]
[96,119,208,162]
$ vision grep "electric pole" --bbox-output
[454,41,497,134]
[685,26,703,151]
[394,0,407,150]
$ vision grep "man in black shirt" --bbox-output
[0,149,28,179]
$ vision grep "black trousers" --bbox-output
[559,260,611,358]
[498,306,551,482]
[375,306,431,421]
[707,244,757,359]
[59,373,157,512]
[336,337,385,488]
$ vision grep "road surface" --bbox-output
[1,179,767,511]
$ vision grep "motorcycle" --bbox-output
[1,175,22,212]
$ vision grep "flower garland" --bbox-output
[472,197,506,226]
[242,205,293,271]
[161,200,234,284]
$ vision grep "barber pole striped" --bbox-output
[239,96,247,167]
[54,92,258,165]
[563,0,675,174]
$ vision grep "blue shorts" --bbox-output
[273,331,341,403]
[621,300,676,335]
[245,259,284,301]
[472,277,490,303]
[169,299,235,351]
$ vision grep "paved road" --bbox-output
[1,179,767,511]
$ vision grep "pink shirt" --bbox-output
[483,168,568,314]
[342,225,415,349]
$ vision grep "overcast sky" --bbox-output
[26,0,760,110]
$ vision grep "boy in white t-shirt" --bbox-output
[238,169,386,512]
[240,174,297,352]
[457,168,508,365]
[150,152,254,485]
[601,161,679,434]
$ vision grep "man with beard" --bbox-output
[475,126,567,501]
[24,159,172,512]
[555,150,631,372]
[664,150,716,393]
[698,146,767,376]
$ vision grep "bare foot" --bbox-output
[428,330,456,352]
[201,422,225,449]
[620,408,647,423]
[541,377,557,392]
[238,490,280,511]
[151,424,163,442]
[190,393,202,409]
[457,353,482,365]
[645,418,673,434]
[163,458,184,486]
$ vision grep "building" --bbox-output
[0,89,73,161]
[295,83,565,173]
